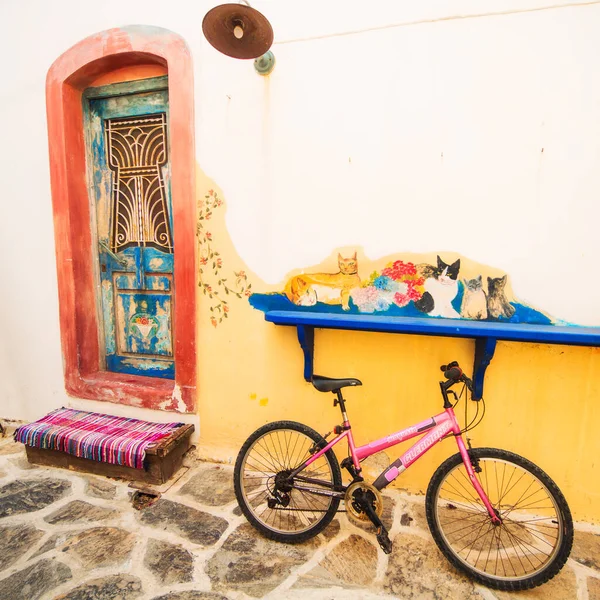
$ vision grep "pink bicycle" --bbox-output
[234,361,573,591]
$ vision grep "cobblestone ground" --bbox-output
[0,432,599,600]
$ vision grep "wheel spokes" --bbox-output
[435,457,562,581]
[240,428,336,535]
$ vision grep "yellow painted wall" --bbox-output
[195,173,600,524]
[0,0,595,532]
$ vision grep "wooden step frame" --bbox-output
[24,424,195,485]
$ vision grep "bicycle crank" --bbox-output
[345,482,383,523]
[345,482,392,554]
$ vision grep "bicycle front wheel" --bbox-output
[234,420,342,543]
[426,447,573,591]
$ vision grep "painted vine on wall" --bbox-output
[197,190,252,326]
[250,251,554,325]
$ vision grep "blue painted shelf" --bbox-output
[264,310,600,399]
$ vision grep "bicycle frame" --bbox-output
[290,405,500,522]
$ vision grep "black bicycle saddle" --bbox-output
[311,375,362,393]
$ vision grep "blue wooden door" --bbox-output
[85,78,175,379]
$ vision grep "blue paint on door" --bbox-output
[85,77,175,379]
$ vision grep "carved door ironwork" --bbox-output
[106,114,172,254]
[85,78,175,379]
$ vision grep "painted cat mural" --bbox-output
[461,275,488,320]
[284,253,361,311]
[414,256,461,319]
[487,275,516,319]
[270,251,531,322]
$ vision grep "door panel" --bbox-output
[114,288,173,355]
[86,79,175,379]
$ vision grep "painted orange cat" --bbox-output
[284,253,361,311]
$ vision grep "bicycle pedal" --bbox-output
[376,527,393,554]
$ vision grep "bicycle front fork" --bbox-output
[456,436,502,525]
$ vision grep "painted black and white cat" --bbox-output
[415,256,461,319]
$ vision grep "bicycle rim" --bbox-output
[432,456,565,582]
[238,427,338,536]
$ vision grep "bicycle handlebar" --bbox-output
[442,365,463,381]
[440,361,473,391]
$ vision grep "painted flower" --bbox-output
[349,289,375,313]
[376,291,395,311]
[382,260,418,281]
[393,292,411,307]
[351,264,427,313]
[351,286,394,313]
[373,275,392,290]
[197,187,250,327]
[407,285,423,301]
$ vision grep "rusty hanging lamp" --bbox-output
[202,1,274,60]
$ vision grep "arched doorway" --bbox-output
[46,26,196,412]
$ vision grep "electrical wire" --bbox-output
[274,2,600,46]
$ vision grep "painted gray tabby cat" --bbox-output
[487,275,515,319]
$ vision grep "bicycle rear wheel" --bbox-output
[426,447,573,591]
[234,420,342,543]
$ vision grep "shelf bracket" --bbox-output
[472,337,497,400]
[296,325,315,382]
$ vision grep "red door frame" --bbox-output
[46,26,196,413]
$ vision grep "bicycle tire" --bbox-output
[426,447,573,591]
[234,420,342,543]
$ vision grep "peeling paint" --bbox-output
[121,358,170,370]
[171,384,187,413]
[158,398,171,411]
[101,280,116,354]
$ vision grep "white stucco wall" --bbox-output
[1,0,599,421]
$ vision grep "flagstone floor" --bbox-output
[0,431,598,600]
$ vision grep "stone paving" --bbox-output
[0,432,599,600]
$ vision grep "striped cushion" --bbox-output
[14,408,184,469]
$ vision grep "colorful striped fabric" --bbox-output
[14,408,185,469]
